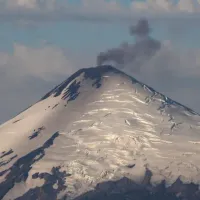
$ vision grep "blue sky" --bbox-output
[0,22,131,53]
[0,0,200,53]
[1,16,200,54]
[1,0,200,123]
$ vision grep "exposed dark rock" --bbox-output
[52,103,59,109]
[0,139,200,200]
[29,126,45,140]
[0,155,17,167]
[15,166,69,200]
[0,132,59,199]
[40,66,119,101]
[74,175,200,200]
[13,119,21,124]
[126,164,135,168]
[142,168,152,185]
[0,149,14,159]
[32,172,39,179]
[40,69,85,100]
[168,178,199,199]
[40,65,198,116]
[84,65,120,89]
[29,131,39,140]
[62,80,81,102]
[17,172,200,200]
[0,169,9,177]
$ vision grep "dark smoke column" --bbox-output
[130,18,150,38]
[96,18,161,68]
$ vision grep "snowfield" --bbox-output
[0,65,200,200]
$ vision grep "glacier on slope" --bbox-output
[0,65,200,200]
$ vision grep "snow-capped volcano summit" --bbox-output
[0,65,200,200]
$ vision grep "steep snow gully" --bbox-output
[0,65,200,200]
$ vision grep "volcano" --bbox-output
[0,65,200,200]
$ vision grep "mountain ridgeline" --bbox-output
[0,65,200,200]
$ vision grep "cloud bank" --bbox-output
[0,44,73,81]
[1,0,200,22]
[0,43,93,123]
[123,42,200,112]
[1,40,200,123]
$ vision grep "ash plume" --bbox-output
[130,18,151,38]
[96,18,161,72]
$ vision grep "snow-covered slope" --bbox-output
[0,65,200,200]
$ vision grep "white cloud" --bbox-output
[130,0,200,13]
[118,42,200,112]
[0,44,76,123]
[0,44,76,81]
[0,0,200,22]
[3,0,57,10]
[0,43,96,123]
[1,40,200,124]
[5,0,38,9]
[5,0,200,13]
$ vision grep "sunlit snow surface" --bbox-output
[0,65,200,199]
